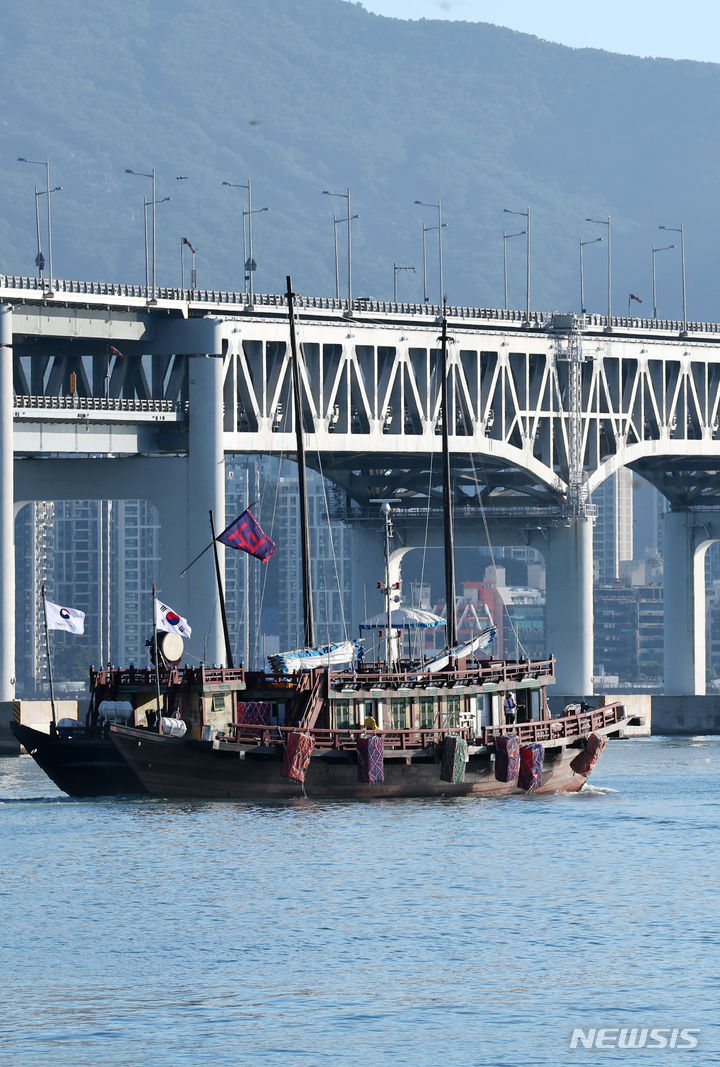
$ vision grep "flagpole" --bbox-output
[286,275,316,649]
[152,582,162,726]
[209,509,234,668]
[41,584,57,728]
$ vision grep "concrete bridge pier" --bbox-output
[0,306,14,700]
[545,515,594,694]
[663,510,717,695]
[155,350,226,667]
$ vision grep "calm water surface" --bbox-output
[1,738,718,1066]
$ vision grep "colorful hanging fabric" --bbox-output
[441,735,468,783]
[357,734,384,783]
[570,732,607,776]
[518,743,544,791]
[282,731,315,783]
[494,734,520,782]
[237,701,272,725]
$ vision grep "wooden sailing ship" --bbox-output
[108,277,627,799]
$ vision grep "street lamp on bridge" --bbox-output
[659,223,687,332]
[181,237,198,291]
[585,214,612,325]
[126,167,157,299]
[421,221,447,303]
[503,229,526,311]
[579,235,602,314]
[324,188,353,313]
[143,197,172,290]
[652,243,675,320]
[393,263,415,302]
[503,206,531,321]
[223,179,267,306]
[332,212,359,300]
[18,156,55,293]
[415,199,444,306]
[33,185,62,283]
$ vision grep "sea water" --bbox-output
[0,738,718,1066]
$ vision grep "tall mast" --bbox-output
[286,275,315,649]
[440,307,457,649]
[209,509,234,667]
[382,502,393,670]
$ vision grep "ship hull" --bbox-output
[11,721,146,798]
[109,724,613,800]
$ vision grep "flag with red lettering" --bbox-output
[217,508,277,562]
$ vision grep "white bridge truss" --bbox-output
[6,280,720,695]
[9,291,720,511]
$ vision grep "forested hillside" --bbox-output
[1,0,718,317]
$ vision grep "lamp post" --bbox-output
[333,213,359,301]
[503,229,526,310]
[659,223,687,332]
[33,185,62,281]
[415,200,444,306]
[585,215,612,324]
[243,204,269,300]
[223,179,266,304]
[181,237,197,291]
[393,263,415,302]
[18,157,55,292]
[579,235,602,314]
[126,167,157,298]
[421,222,447,303]
[323,189,353,312]
[503,207,531,320]
[143,197,172,289]
[652,243,675,320]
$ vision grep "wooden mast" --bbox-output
[286,275,315,649]
[440,305,458,650]
[209,509,234,667]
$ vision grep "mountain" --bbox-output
[1,0,719,319]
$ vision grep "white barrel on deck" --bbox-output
[160,717,187,737]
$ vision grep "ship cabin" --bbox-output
[88,665,247,740]
[231,656,556,750]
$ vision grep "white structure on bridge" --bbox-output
[4,274,720,697]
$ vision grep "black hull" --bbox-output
[110,725,599,800]
[10,721,147,798]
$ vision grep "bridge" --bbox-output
[4,272,720,697]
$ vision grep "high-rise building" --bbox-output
[275,472,353,652]
[13,459,265,692]
[593,468,634,582]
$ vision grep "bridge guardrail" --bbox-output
[14,395,188,414]
[3,274,720,335]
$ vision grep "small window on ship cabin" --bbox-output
[419,697,436,729]
[446,697,461,728]
[388,698,409,730]
[334,700,353,729]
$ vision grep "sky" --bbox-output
[360,0,720,64]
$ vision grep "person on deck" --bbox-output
[504,693,516,724]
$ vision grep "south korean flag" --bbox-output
[154,599,192,638]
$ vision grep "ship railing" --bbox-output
[228,723,473,750]
[326,656,555,691]
[90,664,245,689]
[481,702,625,746]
